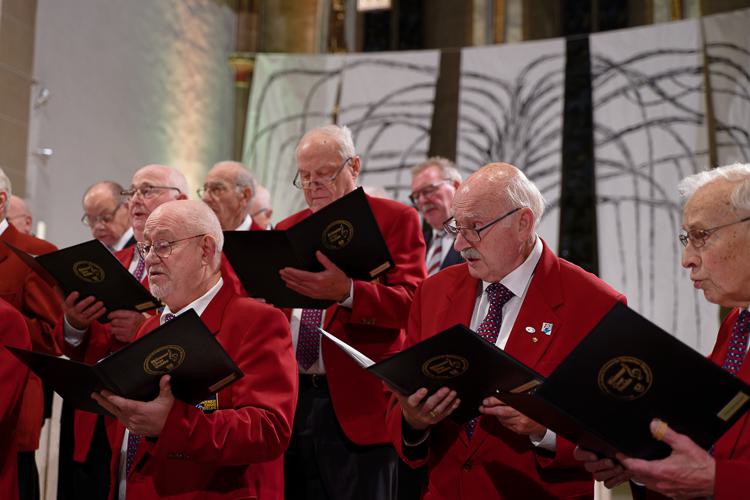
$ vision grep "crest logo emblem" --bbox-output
[541,322,553,335]
[144,345,186,375]
[72,261,105,283]
[322,220,354,250]
[597,356,653,400]
[422,355,469,379]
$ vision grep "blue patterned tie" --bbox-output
[126,311,177,474]
[721,310,750,375]
[297,308,324,370]
[465,282,514,440]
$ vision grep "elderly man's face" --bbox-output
[411,166,457,230]
[128,169,182,236]
[83,189,130,247]
[681,180,750,308]
[296,138,359,213]
[201,168,249,230]
[142,214,206,307]
[451,184,530,283]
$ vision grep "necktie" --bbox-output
[721,310,750,375]
[133,253,146,282]
[426,233,444,276]
[465,282,515,439]
[126,311,177,474]
[297,308,324,370]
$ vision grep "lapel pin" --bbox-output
[541,322,553,335]
[525,326,535,333]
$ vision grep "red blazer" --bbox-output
[386,241,625,499]
[0,223,62,451]
[0,299,32,500]
[641,309,750,500]
[277,194,426,445]
[105,281,297,500]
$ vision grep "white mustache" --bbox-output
[461,248,481,260]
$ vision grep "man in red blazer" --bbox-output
[0,298,32,500]
[92,199,297,500]
[576,162,750,500]
[0,167,62,500]
[276,125,426,499]
[387,162,625,499]
[199,161,264,231]
[81,181,134,251]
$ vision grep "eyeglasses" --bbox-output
[293,157,353,189]
[121,185,182,200]
[136,234,206,260]
[409,180,451,206]
[443,207,524,243]
[679,216,750,248]
[81,203,124,227]
[197,183,243,199]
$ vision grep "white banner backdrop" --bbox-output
[457,39,566,250]
[591,19,718,353]
[704,8,750,165]
[244,51,439,219]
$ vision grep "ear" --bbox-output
[240,186,253,204]
[349,156,361,179]
[176,192,189,201]
[517,208,535,239]
[200,235,218,266]
[0,192,7,215]
[266,207,273,219]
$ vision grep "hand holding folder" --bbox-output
[6,310,243,417]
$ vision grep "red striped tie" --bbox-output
[426,234,444,276]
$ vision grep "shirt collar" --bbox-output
[160,277,223,324]
[481,235,543,298]
[112,227,134,251]
[0,218,8,237]
[234,214,252,231]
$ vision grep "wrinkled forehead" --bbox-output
[143,210,183,240]
[683,181,735,227]
[132,168,170,187]
[452,180,508,220]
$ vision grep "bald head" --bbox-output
[7,195,32,234]
[249,184,273,228]
[200,161,256,230]
[143,200,223,311]
[127,164,188,241]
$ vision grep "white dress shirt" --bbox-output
[112,227,134,252]
[0,217,8,237]
[234,214,252,231]
[118,278,223,500]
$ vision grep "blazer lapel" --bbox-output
[198,282,233,335]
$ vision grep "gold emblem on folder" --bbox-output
[72,261,105,283]
[322,220,354,249]
[598,356,653,400]
[422,355,469,379]
[144,345,186,374]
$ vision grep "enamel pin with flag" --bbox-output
[541,322,553,335]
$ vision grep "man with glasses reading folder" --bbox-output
[92,199,297,499]
[576,163,750,500]
[387,163,625,499]
[277,125,426,500]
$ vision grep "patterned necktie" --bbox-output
[465,282,515,439]
[721,310,750,375]
[126,311,177,474]
[426,233,444,276]
[297,308,324,370]
[133,253,146,282]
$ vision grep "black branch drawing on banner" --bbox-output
[591,47,718,346]
[246,58,437,199]
[457,53,566,218]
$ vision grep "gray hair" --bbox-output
[296,124,356,160]
[0,167,12,215]
[678,163,750,212]
[491,168,546,229]
[411,157,462,184]
[149,200,224,268]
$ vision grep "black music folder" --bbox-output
[499,302,750,459]
[320,325,543,423]
[223,187,394,308]
[5,239,160,314]
[324,303,750,459]
[6,310,243,417]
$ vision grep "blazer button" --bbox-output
[463,460,472,471]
